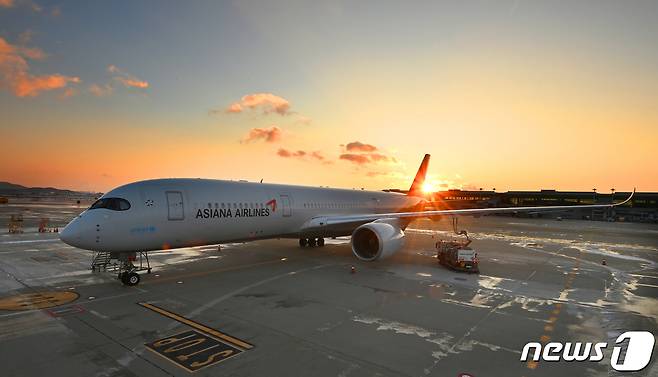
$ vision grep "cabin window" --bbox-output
[89,198,131,211]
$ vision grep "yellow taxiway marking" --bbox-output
[139,302,253,350]
[0,291,79,311]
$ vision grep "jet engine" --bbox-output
[351,221,405,261]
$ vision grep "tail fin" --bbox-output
[407,154,430,197]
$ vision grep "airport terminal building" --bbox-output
[383,189,658,223]
[436,189,657,223]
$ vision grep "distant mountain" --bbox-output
[0,182,28,190]
[0,181,101,198]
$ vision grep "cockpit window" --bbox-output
[89,198,131,211]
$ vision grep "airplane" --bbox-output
[59,154,634,286]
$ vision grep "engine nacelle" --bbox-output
[351,221,405,261]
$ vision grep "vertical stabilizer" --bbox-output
[407,154,430,197]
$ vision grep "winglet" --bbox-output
[407,154,430,197]
[612,188,635,207]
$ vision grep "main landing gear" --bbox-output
[299,237,325,247]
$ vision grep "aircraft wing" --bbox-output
[300,190,635,234]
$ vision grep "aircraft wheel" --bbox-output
[316,238,325,247]
[307,238,316,247]
[299,238,308,247]
[125,272,141,286]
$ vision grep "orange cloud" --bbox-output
[339,141,397,165]
[0,0,14,8]
[86,65,148,96]
[345,141,377,152]
[226,92,291,115]
[0,37,80,98]
[277,148,304,158]
[241,126,282,143]
[226,102,242,113]
[116,77,148,89]
[339,153,370,165]
[108,64,149,89]
[277,148,328,163]
[12,74,79,97]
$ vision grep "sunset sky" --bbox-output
[1,1,657,193]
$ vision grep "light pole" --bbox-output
[610,188,616,221]
[592,188,596,220]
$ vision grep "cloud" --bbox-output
[225,102,242,113]
[116,77,148,88]
[226,93,290,115]
[277,148,329,163]
[241,126,282,143]
[107,65,149,89]
[345,141,377,152]
[277,148,301,158]
[339,153,370,165]
[86,65,148,97]
[216,93,312,125]
[0,0,14,7]
[0,37,80,97]
[339,141,397,165]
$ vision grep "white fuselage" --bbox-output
[60,179,423,253]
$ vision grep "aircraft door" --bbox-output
[280,195,292,217]
[166,191,185,220]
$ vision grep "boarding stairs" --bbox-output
[90,251,117,272]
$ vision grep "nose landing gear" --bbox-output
[118,270,141,286]
[117,252,151,286]
[90,251,151,286]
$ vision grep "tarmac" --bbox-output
[0,200,656,377]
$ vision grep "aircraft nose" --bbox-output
[60,218,83,247]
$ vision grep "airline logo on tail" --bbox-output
[407,154,430,197]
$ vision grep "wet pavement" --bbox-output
[0,202,656,376]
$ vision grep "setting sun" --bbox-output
[422,181,437,194]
